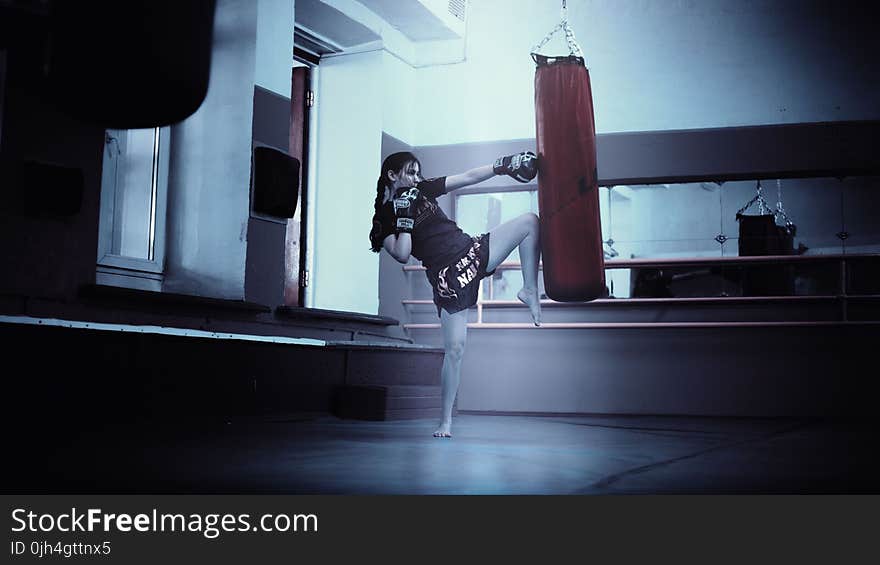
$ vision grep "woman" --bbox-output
[369,151,542,438]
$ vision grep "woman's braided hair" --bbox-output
[369,152,420,252]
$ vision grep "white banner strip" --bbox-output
[0,315,326,347]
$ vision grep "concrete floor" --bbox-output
[12,413,876,494]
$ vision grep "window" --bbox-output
[96,126,170,290]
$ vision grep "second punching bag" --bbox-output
[534,53,605,302]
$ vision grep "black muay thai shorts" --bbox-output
[425,234,495,317]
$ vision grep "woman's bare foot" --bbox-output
[433,421,452,438]
[517,287,542,326]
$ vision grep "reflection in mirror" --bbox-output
[602,176,880,298]
[456,190,538,292]
[454,177,879,300]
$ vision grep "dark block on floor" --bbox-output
[332,385,387,421]
[331,384,446,421]
[345,348,445,386]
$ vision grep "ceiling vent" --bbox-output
[448,0,467,22]
[357,0,466,42]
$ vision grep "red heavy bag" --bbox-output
[534,52,605,301]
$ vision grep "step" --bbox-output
[331,384,449,421]
[387,395,441,410]
[384,385,444,397]
[338,344,445,387]
[384,407,446,420]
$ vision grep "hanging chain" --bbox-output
[775,179,784,216]
[757,180,767,215]
[531,0,585,59]
[736,180,771,217]
[755,181,768,216]
[736,178,797,239]
[774,178,795,231]
[776,179,785,214]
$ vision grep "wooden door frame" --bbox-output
[284,61,313,306]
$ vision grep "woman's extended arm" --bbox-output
[444,165,495,192]
[444,151,537,192]
[383,232,411,263]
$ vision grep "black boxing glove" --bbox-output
[392,187,420,234]
[493,151,538,183]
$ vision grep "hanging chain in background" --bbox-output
[531,0,585,59]
[775,179,784,218]
[757,180,768,215]
[774,179,796,232]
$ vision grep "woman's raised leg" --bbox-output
[434,307,469,438]
[487,212,542,325]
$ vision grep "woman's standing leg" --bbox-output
[487,212,542,325]
[434,307,469,437]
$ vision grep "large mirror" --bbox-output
[454,176,880,300]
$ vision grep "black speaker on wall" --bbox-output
[252,146,300,218]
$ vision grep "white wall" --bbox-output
[165,0,258,299]
[165,0,296,300]
[256,0,295,97]
[410,0,880,145]
[381,51,416,144]
[312,50,384,313]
